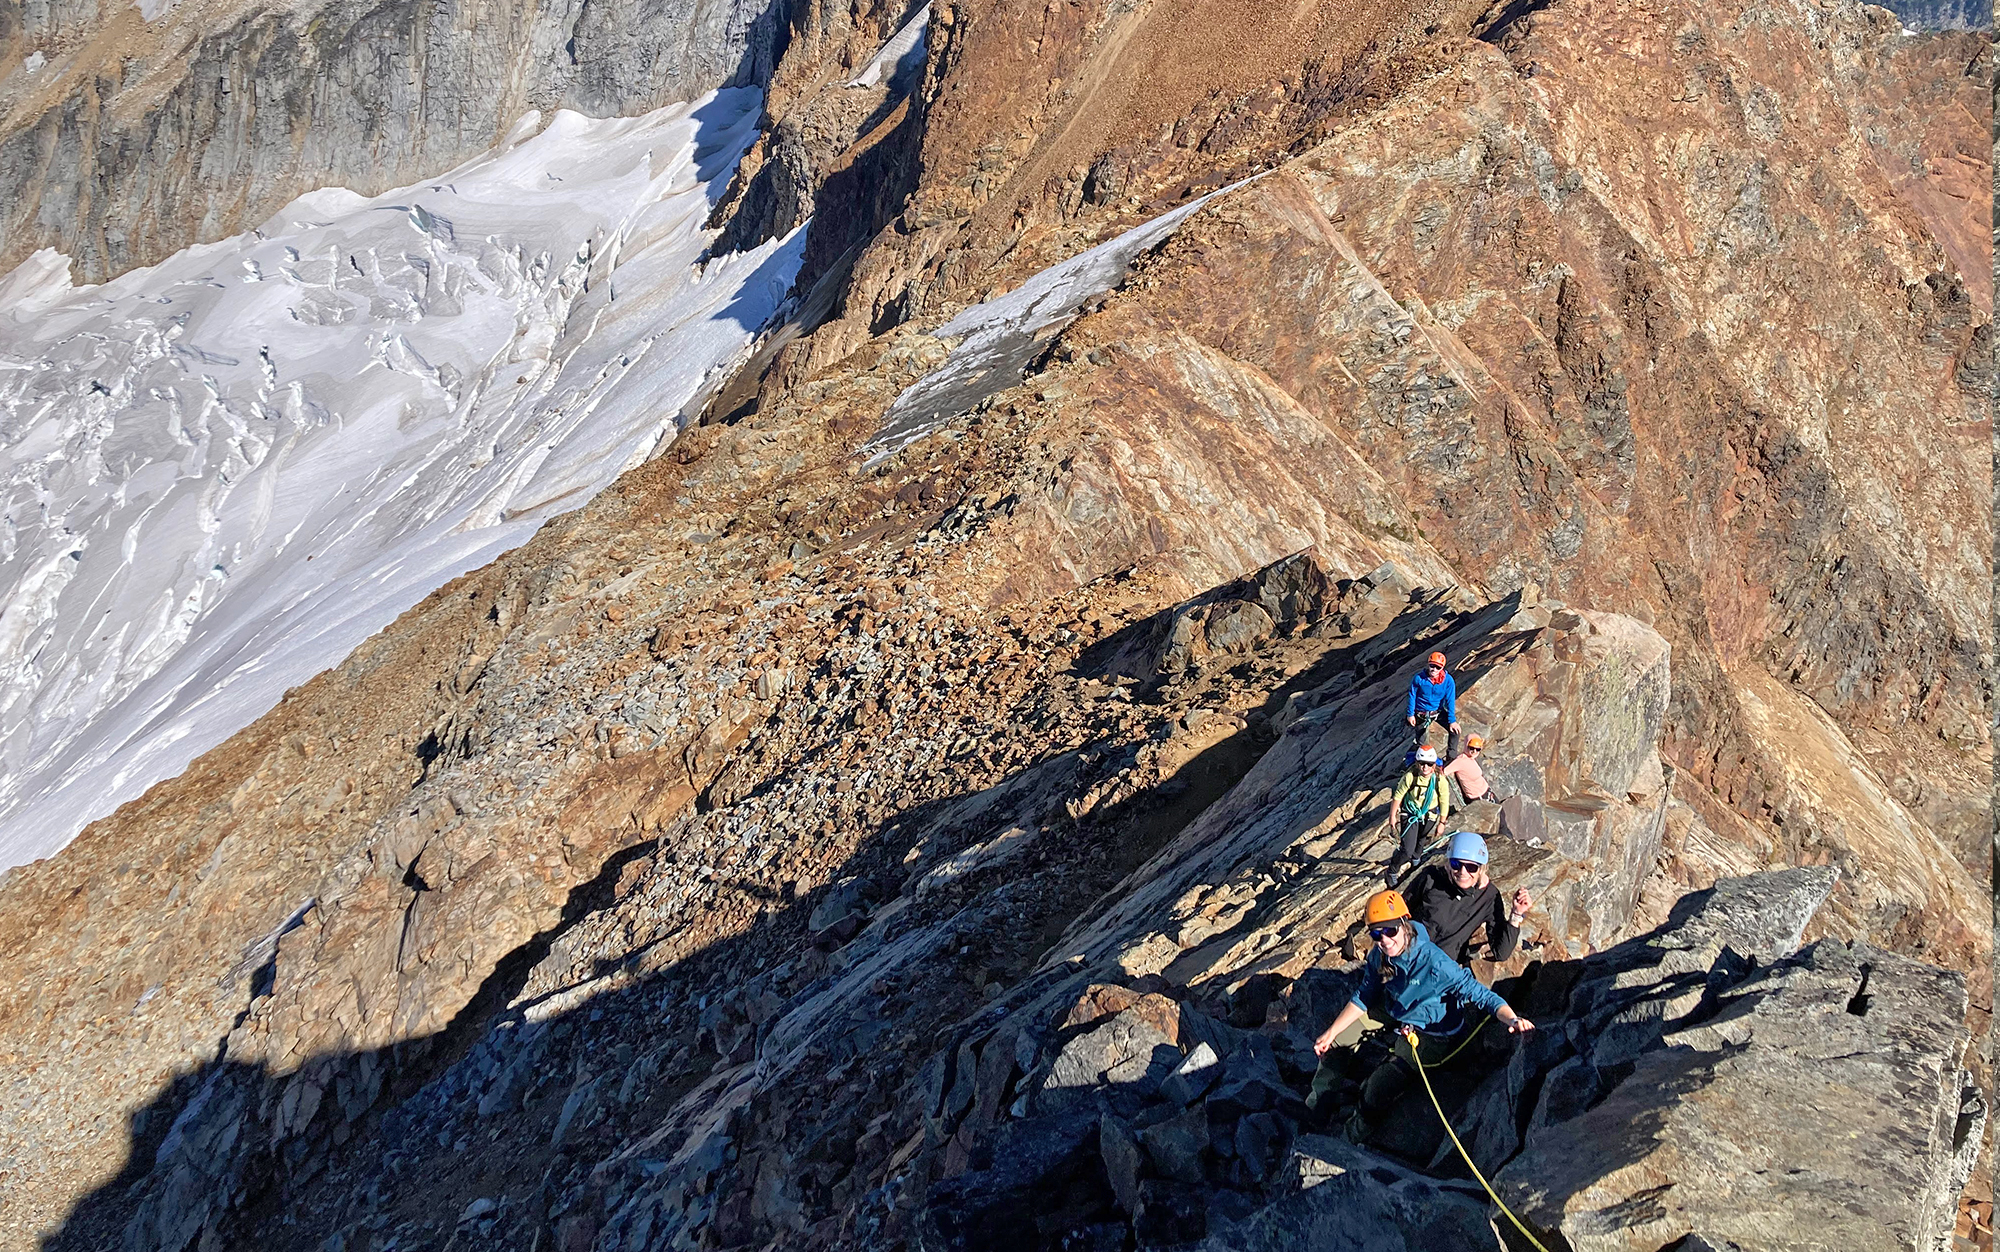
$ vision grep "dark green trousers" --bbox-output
[1307,1019,1462,1131]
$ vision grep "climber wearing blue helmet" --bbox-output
[1405,831,1532,968]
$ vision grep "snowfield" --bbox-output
[0,88,806,870]
[868,180,1249,463]
[847,3,930,89]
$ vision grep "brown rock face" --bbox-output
[0,0,1987,1249]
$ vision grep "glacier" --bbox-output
[0,88,806,870]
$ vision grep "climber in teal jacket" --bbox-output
[1307,890,1534,1141]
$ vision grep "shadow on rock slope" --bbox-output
[42,560,1984,1252]
[1,0,1991,1248]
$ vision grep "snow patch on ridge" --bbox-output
[867,180,1251,463]
[848,3,931,89]
[0,88,807,869]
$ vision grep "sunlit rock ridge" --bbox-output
[0,1,1987,1251]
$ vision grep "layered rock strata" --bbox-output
[912,868,1981,1252]
[0,0,1988,1249]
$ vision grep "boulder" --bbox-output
[1496,930,1974,1251]
[1231,1112,1292,1183]
[1198,1133,1502,1251]
[1032,1009,1185,1116]
[1202,1037,1293,1122]
[1133,1179,1208,1246]
[1061,986,1183,1043]
[808,876,873,938]
[1204,602,1276,656]
[1139,1106,1210,1185]
[1160,1041,1222,1106]
[1099,1115,1145,1215]
[918,1112,1103,1252]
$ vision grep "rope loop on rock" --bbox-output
[1405,1023,1555,1252]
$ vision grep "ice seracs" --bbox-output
[0,88,807,869]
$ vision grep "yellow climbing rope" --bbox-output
[1405,1025,1556,1252]
[1413,1013,1487,1067]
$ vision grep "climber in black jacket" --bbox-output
[1404,832,1531,967]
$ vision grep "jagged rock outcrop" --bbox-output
[914,867,1982,1252]
[0,0,1988,1249]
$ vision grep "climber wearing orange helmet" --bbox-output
[1405,651,1459,748]
[1306,890,1535,1141]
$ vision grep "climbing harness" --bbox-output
[1405,1013,1487,1069]
[1404,1024,1555,1252]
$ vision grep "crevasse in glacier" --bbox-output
[0,88,807,869]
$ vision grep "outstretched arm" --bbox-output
[1314,1000,1368,1055]
[1493,1001,1535,1033]
[1489,887,1525,963]
[1452,962,1534,1032]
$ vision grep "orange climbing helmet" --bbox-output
[1466,734,1485,749]
[1427,651,1447,668]
[1365,889,1412,925]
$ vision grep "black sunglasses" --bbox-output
[1368,925,1402,941]
[1448,859,1482,873]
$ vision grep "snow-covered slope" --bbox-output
[0,88,806,870]
[847,3,930,88]
[867,180,1247,463]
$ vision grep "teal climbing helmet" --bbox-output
[1447,831,1489,865]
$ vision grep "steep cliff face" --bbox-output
[0,0,1988,1249]
[0,0,818,281]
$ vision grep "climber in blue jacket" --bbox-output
[1308,889,1533,1141]
[1405,649,1460,747]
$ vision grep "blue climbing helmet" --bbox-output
[1447,831,1489,865]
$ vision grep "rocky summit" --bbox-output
[0,1,1989,1251]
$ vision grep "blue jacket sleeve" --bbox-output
[1442,673,1457,723]
[1440,951,1505,1014]
[1407,674,1420,719]
[1348,956,1384,1015]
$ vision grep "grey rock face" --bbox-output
[0,0,798,282]
[1139,1106,1210,1185]
[1498,936,1973,1252]
[920,865,1973,1252]
[1199,1133,1501,1251]
[1031,1010,1182,1116]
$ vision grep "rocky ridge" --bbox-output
[0,0,1989,1249]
